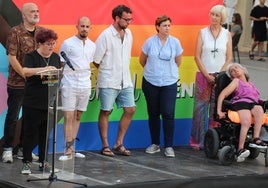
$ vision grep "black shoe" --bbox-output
[249,51,254,60]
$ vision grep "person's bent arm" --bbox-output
[250,16,268,21]
[8,55,25,79]
[175,54,182,67]
[139,51,147,67]
[217,78,238,119]
[23,66,58,77]
[194,30,214,85]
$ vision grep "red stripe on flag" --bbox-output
[14,0,222,25]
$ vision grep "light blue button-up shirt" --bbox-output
[142,35,183,86]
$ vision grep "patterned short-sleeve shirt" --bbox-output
[5,23,41,88]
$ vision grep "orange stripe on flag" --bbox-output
[42,25,205,56]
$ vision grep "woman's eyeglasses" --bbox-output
[158,44,172,61]
[44,41,56,47]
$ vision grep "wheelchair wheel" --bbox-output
[265,149,268,167]
[204,128,219,158]
[247,147,260,159]
[218,145,236,166]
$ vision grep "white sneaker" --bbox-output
[145,144,160,154]
[32,153,39,161]
[75,152,85,158]
[16,148,39,162]
[59,155,72,161]
[2,150,13,163]
[16,148,23,159]
[236,149,250,163]
[164,147,175,158]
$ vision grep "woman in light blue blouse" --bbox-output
[139,15,183,158]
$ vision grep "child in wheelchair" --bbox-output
[216,63,268,162]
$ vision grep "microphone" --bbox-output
[60,51,75,71]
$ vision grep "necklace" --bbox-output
[209,26,221,58]
[42,57,50,66]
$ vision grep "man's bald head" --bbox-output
[21,3,39,26]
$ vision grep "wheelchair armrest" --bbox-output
[222,100,232,112]
[261,100,268,110]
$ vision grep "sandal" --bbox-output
[257,57,265,62]
[65,140,74,155]
[112,144,131,156]
[249,138,268,149]
[249,51,254,60]
[100,147,115,157]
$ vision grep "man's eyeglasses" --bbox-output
[120,17,133,23]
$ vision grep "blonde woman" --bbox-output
[190,5,232,150]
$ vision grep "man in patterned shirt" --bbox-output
[2,2,41,163]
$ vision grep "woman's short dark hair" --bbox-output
[155,15,172,26]
[155,15,171,32]
[35,28,58,43]
[112,4,132,20]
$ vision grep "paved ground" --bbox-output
[0,146,268,188]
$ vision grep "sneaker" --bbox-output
[236,149,250,163]
[164,147,175,158]
[39,162,59,173]
[249,138,268,149]
[21,163,31,175]
[16,148,39,161]
[2,150,13,163]
[16,148,23,159]
[59,155,72,161]
[32,153,39,161]
[75,152,85,158]
[145,144,160,154]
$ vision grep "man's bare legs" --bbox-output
[64,110,82,155]
[98,110,110,148]
[250,40,258,59]
[257,41,264,60]
[250,40,265,60]
[114,107,135,147]
[99,106,135,156]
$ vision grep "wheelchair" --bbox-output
[203,71,268,166]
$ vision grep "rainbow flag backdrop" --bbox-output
[0,0,221,151]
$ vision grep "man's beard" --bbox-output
[28,17,39,24]
[118,23,127,30]
[80,33,87,39]
[80,31,88,39]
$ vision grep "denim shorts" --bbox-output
[98,87,135,111]
[61,87,91,111]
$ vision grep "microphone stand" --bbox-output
[27,63,87,187]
